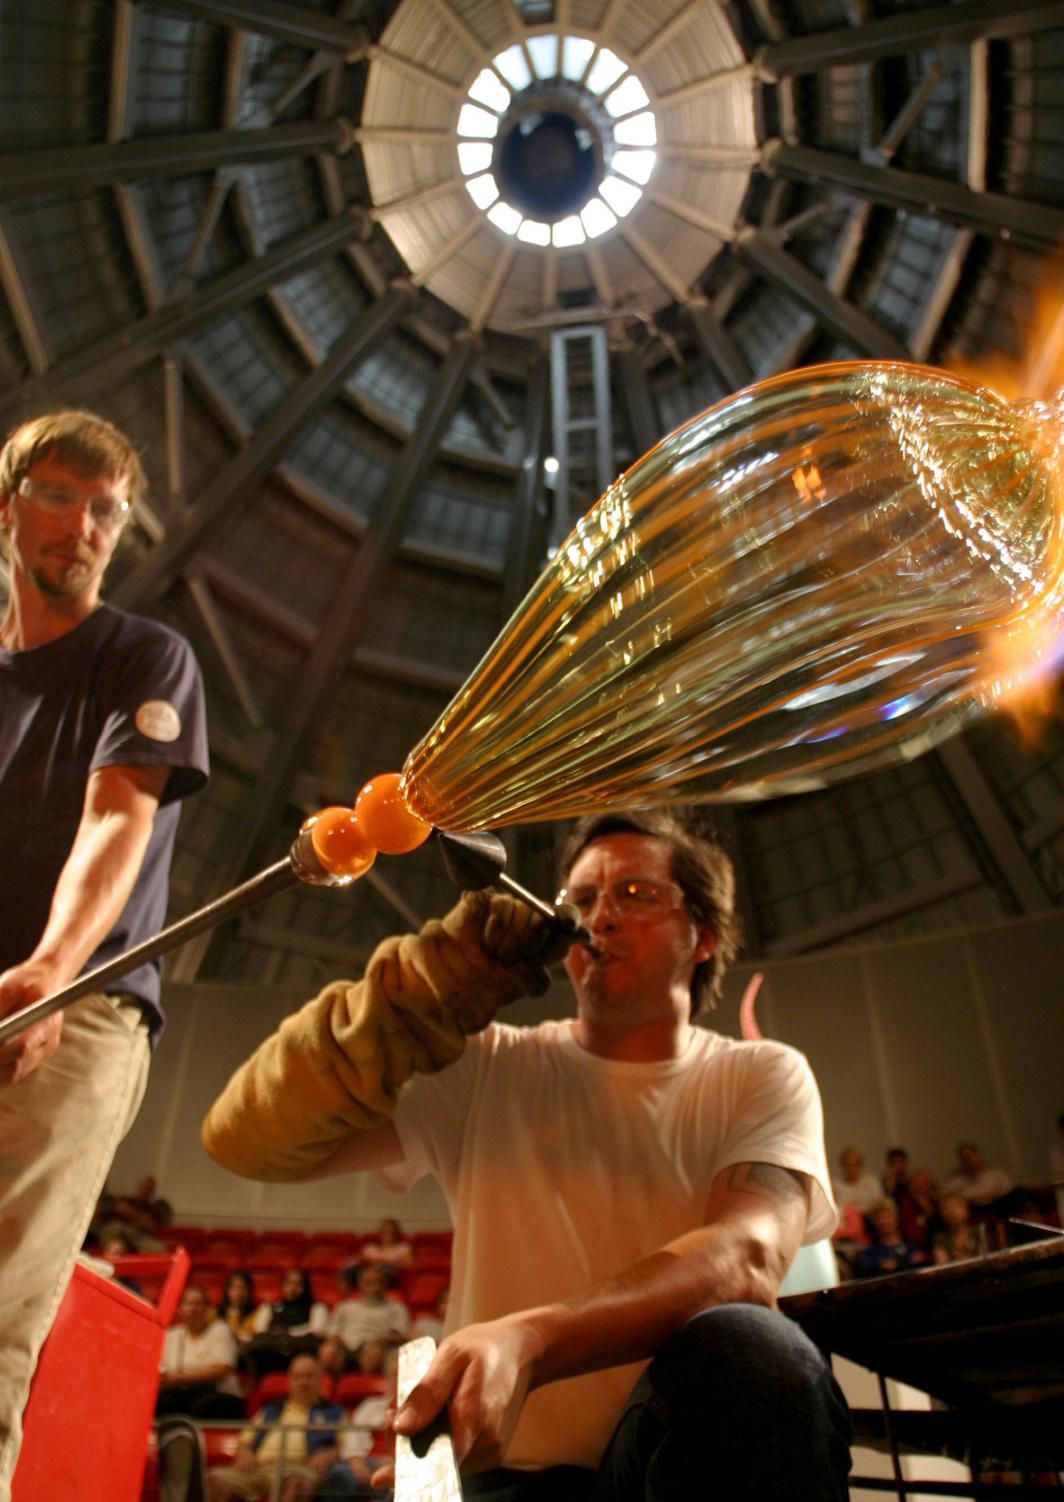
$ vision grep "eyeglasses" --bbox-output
[16,476,130,532]
[555,877,687,921]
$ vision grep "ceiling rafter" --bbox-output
[757,0,1064,77]
[0,120,354,198]
[113,282,417,612]
[171,331,480,980]
[766,142,1064,247]
[0,209,371,420]
[733,230,912,360]
[135,0,370,55]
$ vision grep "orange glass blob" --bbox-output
[355,772,433,854]
[306,806,377,879]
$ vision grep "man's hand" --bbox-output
[231,1445,258,1473]
[307,1449,337,1476]
[393,1314,544,1474]
[0,961,66,1083]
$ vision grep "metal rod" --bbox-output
[0,857,298,1047]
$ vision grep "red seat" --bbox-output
[406,1272,448,1312]
[251,1232,308,1264]
[411,1245,451,1274]
[306,1232,362,1257]
[199,1233,255,1266]
[334,1372,389,1406]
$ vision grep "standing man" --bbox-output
[204,808,852,1499]
[0,410,209,1496]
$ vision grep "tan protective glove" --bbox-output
[201,890,571,1181]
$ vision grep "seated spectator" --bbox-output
[217,1269,260,1350]
[359,1218,412,1283]
[319,1265,409,1378]
[831,1202,871,1280]
[854,1199,924,1279]
[157,1286,245,1418]
[942,1141,1018,1217]
[932,1192,985,1264]
[883,1146,911,1199]
[104,1172,174,1251]
[311,1349,397,1499]
[245,1267,329,1378]
[410,1286,448,1345]
[831,1147,883,1217]
[99,1225,144,1295]
[895,1167,941,1256]
[207,1353,342,1502]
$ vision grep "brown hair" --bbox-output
[0,409,146,523]
[559,806,741,1014]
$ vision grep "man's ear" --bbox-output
[693,924,717,963]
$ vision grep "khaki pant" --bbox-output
[0,992,151,1500]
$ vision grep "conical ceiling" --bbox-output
[1,0,1062,991]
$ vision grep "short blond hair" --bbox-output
[0,410,146,516]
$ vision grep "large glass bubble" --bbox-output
[398,361,1064,831]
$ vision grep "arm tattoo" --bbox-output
[723,1161,810,1210]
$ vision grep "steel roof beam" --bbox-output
[113,282,415,611]
[134,0,369,54]
[733,230,912,359]
[686,298,754,391]
[171,332,479,978]
[758,0,1064,76]
[0,209,370,420]
[0,120,352,198]
[934,741,1053,914]
[765,142,1064,247]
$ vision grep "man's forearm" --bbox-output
[26,764,165,982]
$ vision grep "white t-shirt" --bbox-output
[160,1318,242,1397]
[374,1019,835,1470]
[326,1296,410,1348]
[831,1171,883,1215]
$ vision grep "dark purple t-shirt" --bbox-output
[0,603,208,1034]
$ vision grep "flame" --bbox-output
[945,253,1064,745]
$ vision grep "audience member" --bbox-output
[99,1225,144,1295]
[883,1147,911,1198]
[932,1192,985,1264]
[359,1218,412,1283]
[245,1268,328,1378]
[311,1349,397,1500]
[830,1202,871,1280]
[895,1167,941,1256]
[157,1286,244,1418]
[831,1147,882,1217]
[319,1265,409,1378]
[854,1200,924,1279]
[217,1270,260,1350]
[207,1353,342,1502]
[942,1141,1017,1216]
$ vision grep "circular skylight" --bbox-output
[457,36,657,248]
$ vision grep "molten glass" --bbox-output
[305,807,377,879]
[355,773,433,854]
[394,362,1064,831]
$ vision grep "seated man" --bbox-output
[204,807,853,1500]
[207,1353,342,1502]
[312,1349,397,1500]
[318,1264,409,1378]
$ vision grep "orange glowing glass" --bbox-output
[390,362,1063,832]
[355,773,433,854]
[306,806,377,879]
